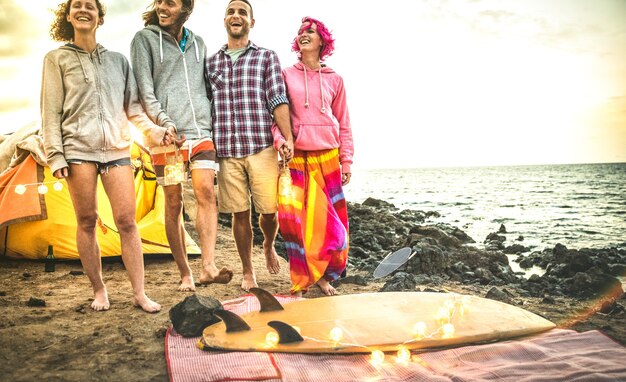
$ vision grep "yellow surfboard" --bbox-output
[201,288,555,353]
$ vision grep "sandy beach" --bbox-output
[0,217,625,381]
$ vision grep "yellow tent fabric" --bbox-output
[0,131,200,260]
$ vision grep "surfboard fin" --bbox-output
[213,309,251,332]
[249,287,285,312]
[268,320,304,344]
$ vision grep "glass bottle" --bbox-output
[278,165,293,198]
[45,245,55,272]
[164,149,185,185]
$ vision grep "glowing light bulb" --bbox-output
[413,322,427,339]
[15,184,27,195]
[396,346,411,364]
[53,181,63,191]
[265,332,279,347]
[442,323,455,339]
[329,327,343,342]
[38,184,48,194]
[460,296,471,316]
[370,350,385,366]
[435,307,449,325]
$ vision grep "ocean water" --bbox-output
[344,163,626,253]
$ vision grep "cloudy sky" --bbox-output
[1,0,625,169]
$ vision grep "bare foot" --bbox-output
[178,275,196,292]
[263,242,281,275]
[199,267,233,285]
[91,289,110,311]
[133,295,162,313]
[241,272,258,292]
[316,278,337,296]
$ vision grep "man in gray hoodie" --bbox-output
[131,0,233,291]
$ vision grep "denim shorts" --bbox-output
[67,157,132,174]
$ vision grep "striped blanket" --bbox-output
[166,295,626,382]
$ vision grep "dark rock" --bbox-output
[119,327,133,342]
[405,243,449,275]
[337,275,368,286]
[27,297,46,307]
[542,296,556,304]
[362,198,396,209]
[516,235,524,241]
[155,327,168,338]
[498,224,507,234]
[451,261,471,274]
[22,273,32,278]
[569,251,593,273]
[608,263,626,276]
[475,268,497,285]
[527,274,542,283]
[553,244,569,261]
[169,294,223,337]
[504,244,530,255]
[409,226,461,248]
[485,287,513,304]
[348,246,368,259]
[599,300,618,314]
[69,270,83,276]
[379,272,417,292]
[485,232,506,243]
[518,257,534,269]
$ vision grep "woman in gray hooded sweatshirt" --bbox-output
[131,0,232,291]
[41,0,162,313]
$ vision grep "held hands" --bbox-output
[53,167,69,179]
[280,139,294,162]
[342,172,351,186]
[162,126,187,148]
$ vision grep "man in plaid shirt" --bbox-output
[207,0,294,291]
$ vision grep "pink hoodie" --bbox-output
[273,62,354,173]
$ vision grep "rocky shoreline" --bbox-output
[222,196,626,335]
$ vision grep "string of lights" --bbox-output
[256,293,472,367]
[1,179,65,195]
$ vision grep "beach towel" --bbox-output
[166,295,626,382]
[277,149,348,294]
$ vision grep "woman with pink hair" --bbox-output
[273,17,354,296]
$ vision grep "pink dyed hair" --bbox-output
[291,16,335,62]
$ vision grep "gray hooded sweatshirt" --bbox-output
[130,25,212,143]
[41,44,162,174]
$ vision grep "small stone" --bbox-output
[27,297,46,307]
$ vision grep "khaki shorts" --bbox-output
[217,146,279,214]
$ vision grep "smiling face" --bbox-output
[66,0,103,33]
[224,0,254,40]
[297,22,323,56]
[156,0,183,30]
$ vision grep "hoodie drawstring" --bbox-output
[194,42,199,63]
[159,30,164,63]
[303,65,326,113]
[74,50,89,83]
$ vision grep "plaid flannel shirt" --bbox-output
[206,42,288,158]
